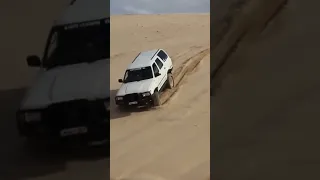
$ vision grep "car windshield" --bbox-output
[43,18,110,69]
[123,67,153,83]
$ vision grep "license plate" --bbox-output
[128,101,138,105]
[60,127,88,137]
[88,139,108,146]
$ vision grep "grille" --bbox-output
[124,93,139,102]
[43,99,107,129]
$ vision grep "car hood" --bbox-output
[20,59,110,110]
[116,79,153,96]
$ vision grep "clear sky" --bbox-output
[110,0,210,14]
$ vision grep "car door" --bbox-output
[152,62,162,90]
[154,58,167,90]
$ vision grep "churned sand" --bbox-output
[110,14,210,180]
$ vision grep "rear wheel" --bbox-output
[152,90,161,106]
[166,73,174,89]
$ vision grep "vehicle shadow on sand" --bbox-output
[0,88,109,180]
[110,89,156,120]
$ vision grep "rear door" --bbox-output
[154,58,167,90]
[157,50,172,70]
[152,63,162,90]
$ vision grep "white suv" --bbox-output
[115,49,174,107]
[16,0,110,146]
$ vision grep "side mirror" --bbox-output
[155,72,161,77]
[118,79,123,83]
[26,55,41,67]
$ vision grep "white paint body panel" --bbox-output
[116,49,173,97]
[116,79,154,96]
[20,59,110,110]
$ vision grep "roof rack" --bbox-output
[150,49,159,60]
[132,53,141,63]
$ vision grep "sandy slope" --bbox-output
[110,14,210,179]
[213,0,320,179]
[0,3,209,178]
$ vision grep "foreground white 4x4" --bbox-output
[16,0,110,146]
[115,49,174,107]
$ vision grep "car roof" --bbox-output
[127,49,161,70]
[55,0,109,25]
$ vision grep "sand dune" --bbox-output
[0,1,210,178]
[213,0,320,179]
[110,14,210,179]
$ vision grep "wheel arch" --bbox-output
[154,87,159,92]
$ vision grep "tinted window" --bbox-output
[157,50,168,62]
[43,18,110,69]
[155,58,163,69]
[152,63,159,76]
[123,66,153,83]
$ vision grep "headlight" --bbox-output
[115,96,123,101]
[142,92,151,97]
[24,112,41,122]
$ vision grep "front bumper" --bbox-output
[16,99,110,144]
[17,119,109,141]
[115,93,153,106]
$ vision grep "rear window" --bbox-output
[157,50,168,62]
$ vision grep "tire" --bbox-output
[166,73,174,89]
[118,105,128,111]
[152,90,161,106]
[25,136,58,151]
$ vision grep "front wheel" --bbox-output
[117,105,128,112]
[166,73,174,89]
[152,91,161,106]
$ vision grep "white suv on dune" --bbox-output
[115,49,174,107]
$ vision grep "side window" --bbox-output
[152,63,159,76]
[48,31,58,57]
[44,31,58,65]
[157,50,168,62]
[124,70,129,80]
[155,58,163,69]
